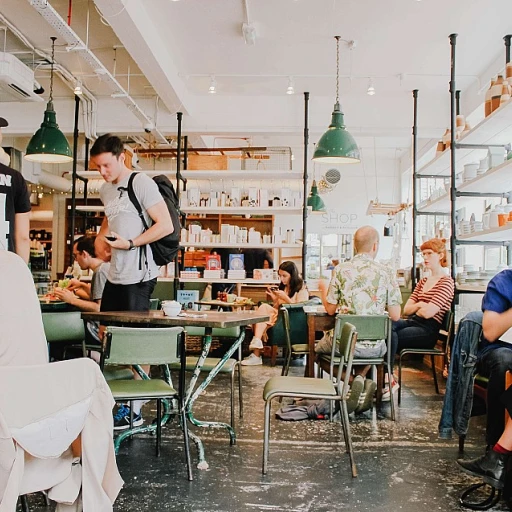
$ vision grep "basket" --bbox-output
[187,154,228,170]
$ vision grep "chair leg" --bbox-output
[282,349,292,377]
[230,367,235,429]
[431,355,440,394]
[237,362,243,419]
[340,400,357,478]
[398,353,403,405]
[42,491,50,506]
[458,434,465,455]
[270,346,278,367]
[180,403,193,481]
[156,399,162,457]
[262,398,272,475]
[387,367,396,422]
[20,495,29,512]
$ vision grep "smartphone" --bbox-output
[105,235,117,242]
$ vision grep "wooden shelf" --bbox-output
[182,207,301,215]
[177,278,279,284]
[77,170,302,181]
[418,99,512,176]
[456,284,487,293]
[180,242,301,249]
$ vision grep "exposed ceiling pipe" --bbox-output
[0,11,98,140]
[29,0,170,145]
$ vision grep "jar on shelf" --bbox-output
[500,81,511,106]
[442,128,451,149]
[506,62,512,81]
[491,75,504,112]
[485,79,495,117]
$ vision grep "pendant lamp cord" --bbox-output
[335,35,340,104]
[50,36,56,103]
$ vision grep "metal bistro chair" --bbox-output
[318,314,395,420]
[169,326,243,430]
[398,310,455,405]
[280,305,310,376]
[262,320,358,477]
[42,311,86,358]
[101,326,193,480]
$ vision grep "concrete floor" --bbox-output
[22,360,511,512]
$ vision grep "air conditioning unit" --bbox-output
[0,52,44,102]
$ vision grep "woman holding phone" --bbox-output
[241,260,309,366]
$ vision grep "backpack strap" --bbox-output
[126,172,149,273]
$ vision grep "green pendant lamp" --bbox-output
[307,180,326,212]
[25,37,72,164]
[313,36,360,164]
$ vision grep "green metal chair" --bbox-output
[398,310,455,405]
[262,320,358,477]
[42,311,86,357]
[280,305,309,377]
[317,314,395,421]
[101,326,193,480]
[169,326,243,429]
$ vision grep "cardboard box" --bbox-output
[187,154,229,170]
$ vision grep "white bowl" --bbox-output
[161,300,182,317]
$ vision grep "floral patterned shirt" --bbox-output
[325,253,402,314]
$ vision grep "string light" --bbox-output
[286,77,294,95]
[367,78,376,96]
[74,79,83,95]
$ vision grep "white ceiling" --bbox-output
[0,0,511,162]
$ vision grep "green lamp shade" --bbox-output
[25,101,72,163]
[307,180,326,212]
[313,102,360,164]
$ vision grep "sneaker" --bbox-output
[113,404,144,431]
[381,379,400,402]
[355,379,377,414]
[241,353,263,366]
[249,337,264,350]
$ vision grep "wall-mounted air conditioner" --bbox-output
[0,52,44,102]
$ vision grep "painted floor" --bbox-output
[21,360,511,512]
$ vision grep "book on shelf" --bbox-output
[228,270,246,279]
[177,290,199,311]
[206,254,222,270]
[229,253,244,270]
[203,269,222,279]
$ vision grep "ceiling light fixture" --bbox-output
[25,37,72,164]
[307,180,326,212]
[286,76,294,95]
[367,78,375,96]
[74,79,83,95]
[313,36,360,164]
[208,76,217,94]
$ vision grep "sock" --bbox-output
[131,400,148,416]
[493,443,511,454]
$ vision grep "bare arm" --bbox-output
[416,302,441,319]
[482,309,512,342]
[317,280,337,316]
[387,305,402,322]
[14,212,30,263]
[53,288,100,312]
[107,200,173,250]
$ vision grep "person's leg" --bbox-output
[478,347,512,446]
[243,304,276,364]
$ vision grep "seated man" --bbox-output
[457,384,512,490]
[54,235,110,354]
[317,226,402,410]
[474,268,512,448]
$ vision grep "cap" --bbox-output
[0,118,8,128]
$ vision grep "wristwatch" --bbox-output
[128,239,136,250]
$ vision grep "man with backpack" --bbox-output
[91,133,175,429]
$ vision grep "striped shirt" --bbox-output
[410,276,454,324]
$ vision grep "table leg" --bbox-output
[307,315,316,378]
[184,329,246,468]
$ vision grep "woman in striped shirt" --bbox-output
[391,238,454,365]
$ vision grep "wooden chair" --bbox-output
[262,320,358,476]
[397,310,455,405]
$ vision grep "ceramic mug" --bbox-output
[489,212,500,228]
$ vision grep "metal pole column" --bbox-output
[174,112,183,300]
[69,94,80,267]
[505,34,511,64]
[412,89,418,289]
[302,92,310,282]
[449,34,458,280]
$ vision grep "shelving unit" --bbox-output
[181,207,301,215]
[181,242,301,249]
[411,34,512,296]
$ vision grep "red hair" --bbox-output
[420,238,448,267]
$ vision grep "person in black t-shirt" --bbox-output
[0,118,31,262]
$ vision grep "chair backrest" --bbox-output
[335,314,390,341]
[103,326,184,366]
[332,320,357,394]
[270,304,308,348]
[439,310,454,350]
[42,311,85,343]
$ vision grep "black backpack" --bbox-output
[127,173,181,266]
